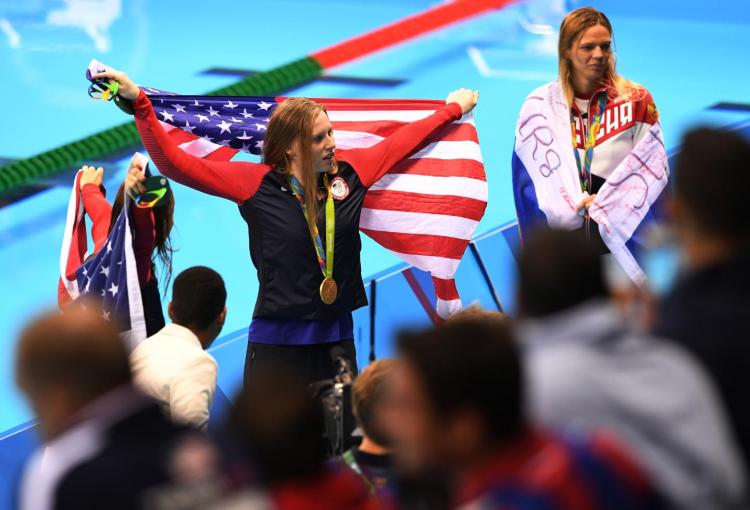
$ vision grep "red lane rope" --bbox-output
[311,0,517,69]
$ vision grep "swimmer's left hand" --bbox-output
[446,88,479,114]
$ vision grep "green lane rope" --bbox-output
[0,56,322,196]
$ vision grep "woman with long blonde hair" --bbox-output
[92,67,478,385]
[513,7,664,258]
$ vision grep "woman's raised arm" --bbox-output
[337,88,479,188]
[93,69,269,204]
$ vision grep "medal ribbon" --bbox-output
[571,91,608,193]
[288,174,334,280]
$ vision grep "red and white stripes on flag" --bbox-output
[158,98,488,319]
[58,170,87,307]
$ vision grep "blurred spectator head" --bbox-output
[446,304,510,327]
[386,316,522,475]
[672,128,750,266]
[15,304,131,440]
[352,359,397,449]
[518,228,607,318]
[168,266,227,348]
[229,369,326,484]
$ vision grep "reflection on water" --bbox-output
[47,0,121,52]
[0,0,121,52]
[0,18,21,48]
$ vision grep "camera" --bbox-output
[309,355,357,456]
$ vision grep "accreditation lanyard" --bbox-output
[570,91,608,193]
[288,174,334,281]
[342,450,377,496]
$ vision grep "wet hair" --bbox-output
[263,97,331,231]
[558,7,640,107]
[110,182,175,289]
[674,127,750,242]
[397,317,523,442]
[170,266,226,331]
[517,228,607,317]
[352,359,398,447]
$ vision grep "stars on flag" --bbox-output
[143,93,277,156]
[217,120,233,134]
[159,110,175,122]
[74,205,139,335]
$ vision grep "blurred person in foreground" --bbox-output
[226,369,380,510]
[518,228,747,509]
[654,127,750,471]
[15,306,217,510]
[130,266,226,431]
[384,314,659,510]
[343,359,398,496]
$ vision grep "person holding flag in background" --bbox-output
[59,152,176,344]
[89,65,480,385]
[512,7,668,286]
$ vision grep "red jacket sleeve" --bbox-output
[337,102,463,188]
[132,90,270,204]
[132,206,155,286]
[81,183,154,286]
[81,183,113,254]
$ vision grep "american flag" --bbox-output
[59,163,147,350]
[88,60,488,319]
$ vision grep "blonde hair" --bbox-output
[558,7,640,108]
[263,97,328,231]
[352,358,398,445]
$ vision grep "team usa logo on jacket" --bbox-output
[330,176,349,201]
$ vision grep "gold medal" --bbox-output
[320,277,338,305]
[289,174,338,305]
